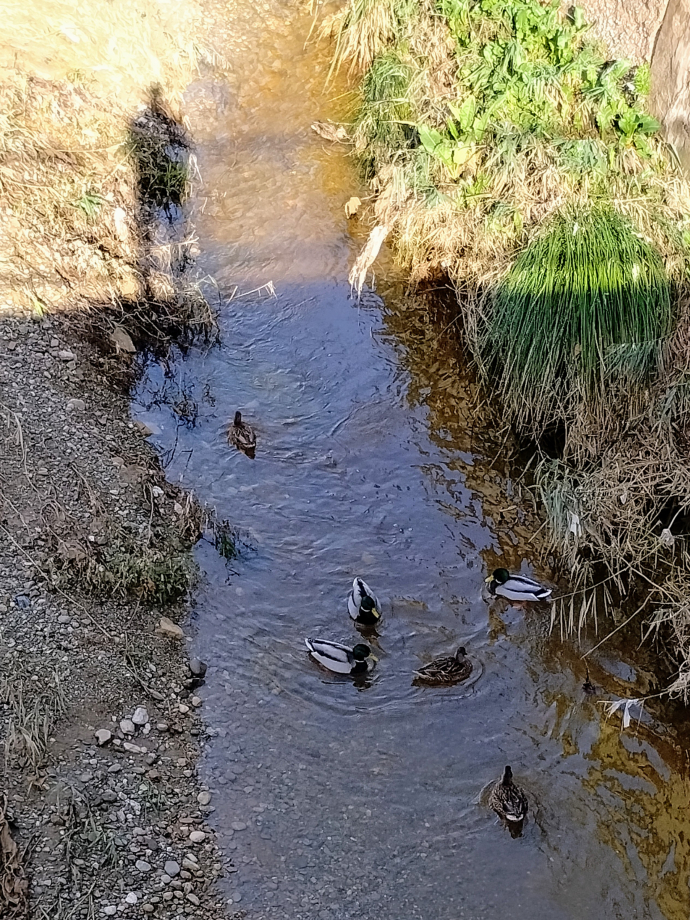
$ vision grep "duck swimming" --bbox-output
[414,646,473,685]
[347,578,381,625]
[305,638,375,675]
[485,568,551,603]
[228,411,257,454]
[489,765,528,823]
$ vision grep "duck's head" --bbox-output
[455,646,468,660]
[502,765,513,784]
[352,643,371,661]
[486,567,510,585]
[234,411,242,425]
[360,596,375,614]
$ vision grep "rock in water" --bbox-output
[189,657,207,678]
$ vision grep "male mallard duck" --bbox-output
[305,638,375,675]
[414,646,473,685]
[347,577,381,625]
[228,411,256,454]
[489,766,528,823]
[485,568,551,603]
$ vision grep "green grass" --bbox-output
[480,209,673,432]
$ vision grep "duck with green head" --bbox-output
[305,638,376,675]
[485,567,551,603]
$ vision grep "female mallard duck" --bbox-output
[305,638,375,675]
[485,568,551,603]
[228,411,256,454]
[414,646,472,685]
[489,766,528,823]
[348,577,381,625]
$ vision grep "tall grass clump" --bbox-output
[480,209,673,434]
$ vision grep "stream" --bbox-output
[133,1,690,917]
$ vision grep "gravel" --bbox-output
[0,312,232,919]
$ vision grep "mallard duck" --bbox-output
[485,568,551,603]
[347,577,381,625]
[305,638,375,675]
[228,411,256,454]
[414,646,473,685]
[489,766,528,823]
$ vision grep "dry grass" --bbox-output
[1,667,67,771]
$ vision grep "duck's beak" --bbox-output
[484,575,493,584]
[369,654,379,663]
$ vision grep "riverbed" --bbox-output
[133,1,690,917]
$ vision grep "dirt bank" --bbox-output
[0,4,235,918]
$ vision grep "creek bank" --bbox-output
[332,0,690,698]
[0,68,234,920]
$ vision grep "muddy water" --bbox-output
[134,1,690,917]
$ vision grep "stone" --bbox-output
[120,719,135,735]
[103,908,117,917]
[124,892,138,905]
[156,617,184,640]
[164,860,181,878]
[123,741,146,754]
[108,764,122,774]
[197,791,211,806]
[188,658,207,679]
[186,893,200,906]
[58,349,76,361]
[94,729,112,746]
[132,706,149,726]
[191,696,202,708]
[66,398,85,411]
[178,704,189,714]
[135,859,151,873]
[110,327,136,354]
[188,831,206,843]
[142,905,155,914]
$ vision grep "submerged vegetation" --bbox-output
[330,0,690,697]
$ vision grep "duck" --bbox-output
[414,646,473,685]
[347,577,381,625]
[228,411,256,454]
[485,567,551,603]
[305,638,375,675]
[489,765,528,823]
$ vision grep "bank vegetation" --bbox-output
[328,0,690,699]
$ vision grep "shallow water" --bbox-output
[134,1,690,917]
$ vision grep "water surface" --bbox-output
[134,2,690,917]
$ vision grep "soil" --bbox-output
[0,5,234,918]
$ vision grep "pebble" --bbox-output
[94,729,112,746]
[178,703,189,714]
[58,614,71,624]
[197,791,211,806]
[191,696,202,708]
[189,658,207,678]
[186,893,200,906]
[58,349,76,361]
[103,908,117,917]
[164,860,181,878]
[132,706,149,726]
[142,905,155,914]
[108,764,122,774]
[66,398,85,411]
[124,892,138,905]
[188,831,206,843]
[120,719,135,735]
[231,822,246,831]
[156,616,184,640]
[123,741,146,754]
[135,860,151,873]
